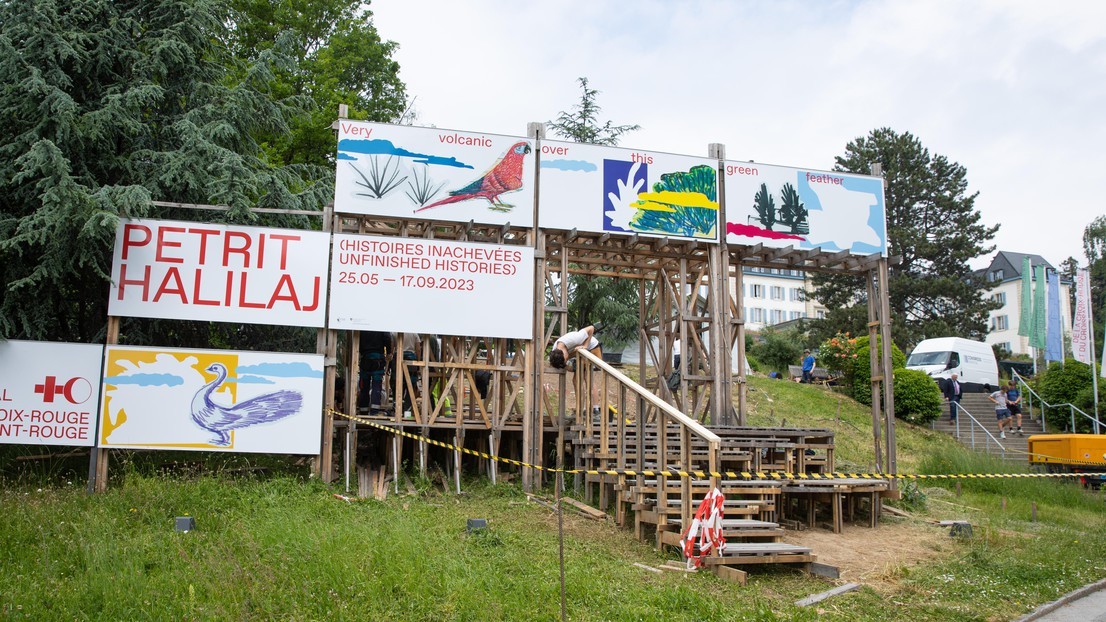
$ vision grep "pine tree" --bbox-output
[753,183,776,230]
[0,0,365,342]
[810,128,999,348]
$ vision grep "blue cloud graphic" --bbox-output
[104,373,183,387]
[541,159,598,172]
[337,139,474,169]
[236,362,323,378]
[337,152,357,161]
[225,375,276,385]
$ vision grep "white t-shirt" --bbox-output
[990,390,1008,411]
[555,328,599,352]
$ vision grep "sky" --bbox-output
[370,0,1105,270]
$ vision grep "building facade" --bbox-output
[979,251,1071,356]
[740,267,827,331]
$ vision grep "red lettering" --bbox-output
[190,228,220,264]
[238,273,265,309]
[193,269,219,306]
[223,231,252,268]
[302,277,322,312]
[340,123,372,138]
[155,226,186,263]
[268,233,300,270]
[153,267,188,303]
[117,263,151,301]
[121,224,151,260]
[267,274,300,310]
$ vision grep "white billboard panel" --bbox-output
[329,234,534,339]
[108,219,330,327]
[99,346,323,454]
[335,121,535,227]
[0,341,103,447]
[538,140,719,242]
[724,162,887,256]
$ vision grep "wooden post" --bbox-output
[524,121,545,492]
[90,315,121,493]
[318,204,338,482]
[707,143,732,426]
[866,270,883,472]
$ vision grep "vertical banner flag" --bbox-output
[1018,256,1033,338]
[1045,270,1063,362]
[1072,268,1093,364]
[1031,264,1047,349]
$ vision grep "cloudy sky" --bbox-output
[371,0,1105,270]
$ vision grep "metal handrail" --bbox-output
[949,403,1007,459]
[1012,371,1102,434]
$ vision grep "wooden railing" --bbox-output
[572,348,721,529]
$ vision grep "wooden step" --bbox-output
[701,542,815,566]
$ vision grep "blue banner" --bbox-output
[1045,270,1063,362]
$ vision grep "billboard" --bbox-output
[108,219,330,327]
[99,346,323,454]
[538,140,719,241]
[0,340,103,447]
[329,234,534,339]
[335,121,535,227]
[724,162,887,256]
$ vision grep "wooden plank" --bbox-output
[807,562,840,579]
[795,583,860,607]
[712,565,748,585]
[562,497,608,520]
[632,563,662,574]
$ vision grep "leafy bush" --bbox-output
[750,327,804,375]
[1036,359,1103,432]
[892,367,943,424]
[818,332,859,386]
[850,335,906,406]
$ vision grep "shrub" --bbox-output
[851,335,906,406]
[892,367,943,424]
[1036,359,1103,432]
[818,332,859,387]
[751,327,804,376]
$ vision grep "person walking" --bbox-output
[943,373,963,422]
[1005,380,1024,436]
[987,383,1012,439]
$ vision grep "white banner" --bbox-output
[1072,268,1093,364]
[335,121,535,227]
[99,346,323,453]
[538,140,719,241]
[724,161,887,256]
[108,219,330,327]
[0,341,103,447]
[329,234,534,338]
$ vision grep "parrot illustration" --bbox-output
[415,141,532,212]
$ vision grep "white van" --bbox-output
[905,337,998,393]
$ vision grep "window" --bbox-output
[770,286,785,300]
[989,269,1004,282]
[816,310,826,319]
[993,292,1006,305]
[992,315,1009,331]
[769,310,785,324]
[998,342,1011,352]
[789,287,803,301]
[750,284,765,298]
[749,308,766,323]
[790,311,804,320]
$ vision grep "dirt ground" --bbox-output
[783,516,954,589]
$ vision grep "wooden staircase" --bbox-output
[568,349,888,583]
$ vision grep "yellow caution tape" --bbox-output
[330,409,1106,481]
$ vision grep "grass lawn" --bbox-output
[1,378,1104,620]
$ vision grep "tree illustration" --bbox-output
[753,183,776,230]
[777,182,809,234]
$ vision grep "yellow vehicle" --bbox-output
[1028,434,1106,488]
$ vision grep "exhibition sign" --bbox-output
[724,161,888,256]
[538,140,719,241]
[99,346,324,454]
[0,340,103,447]
[108,219,331,327]
[335,121,535,227]
[329,234,534,339]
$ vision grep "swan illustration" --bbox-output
[190,363,303,446]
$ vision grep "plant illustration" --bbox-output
[777,182,809,234]
[630,165,718,238]
[405,164,446,207]
[606,161,644,230]
[349,155,407,199]
[753,183,776,230]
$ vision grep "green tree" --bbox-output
[752,183,777,230]
[1083,215,1106,356]
[892,368,943,424]
[850,335,906,406]
[812,128,1000,348]
[547,78,640,348]
[750,327,804,376]
[228,0,407,166]
[0,0,339,342]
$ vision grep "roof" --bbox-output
[977,251,1060,284]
